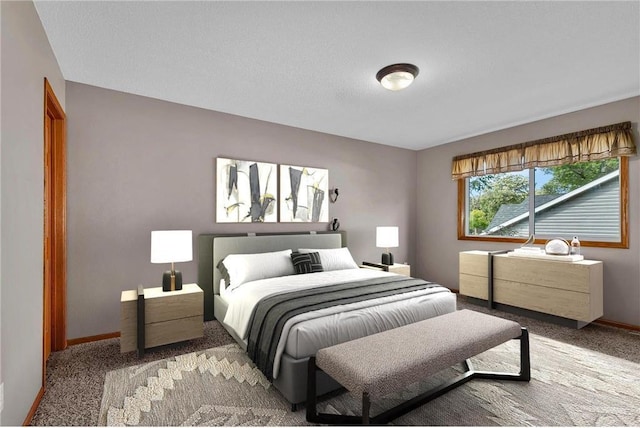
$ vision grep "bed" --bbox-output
[197,231,456,409]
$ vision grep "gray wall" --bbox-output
[65,82,417,339]
[416,97,640,326]
[0,1,66,425]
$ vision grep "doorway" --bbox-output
[43,78,67,380]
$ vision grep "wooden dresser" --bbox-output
[459,250,603,328]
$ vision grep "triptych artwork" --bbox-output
[216,157,329,223]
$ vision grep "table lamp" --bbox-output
[376,226,398,265]
[151,230,193,291]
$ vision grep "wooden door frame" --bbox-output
[43,78,67,358]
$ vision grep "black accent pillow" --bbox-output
[216,259,231,286]
[291,251,323,274]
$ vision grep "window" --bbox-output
[467,171,530,238]
[459,157,628,247]
[454,121,634,248]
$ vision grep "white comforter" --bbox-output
[222,269,454,378]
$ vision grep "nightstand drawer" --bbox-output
[144,290,203,323]
[145,315,203,348]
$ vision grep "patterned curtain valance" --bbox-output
[451,121,636,180]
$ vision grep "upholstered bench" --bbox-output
[306,309,530,424]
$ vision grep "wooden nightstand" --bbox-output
[120,283,204,354]
[360,262,411,277]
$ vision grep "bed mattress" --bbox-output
[221,269,455,379]
[283,289,455,358]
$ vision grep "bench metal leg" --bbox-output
[473,328,531,381]
[306,327,531,425]
[306,357,316,422]
[362,392,370,425]
[521,328,531,380]
[306,357,374,425]
[463,358,473,372]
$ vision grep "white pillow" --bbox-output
[221,249,295,290]
[297,247,358,271]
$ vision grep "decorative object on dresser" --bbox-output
[459,250,603,328]
[570,235,581,255]
[120,283,203,355]
[151,230,193,291]
[279,164,329,222]
[216,157,277,223]
[376,226,398,265]
[544,238,571,255]
[521,233,535,246]
[510,241,584,262]
[361,261,411,276]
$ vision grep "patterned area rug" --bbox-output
[99,335,640,426]
[99,344,304,426]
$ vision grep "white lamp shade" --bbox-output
[376,226,399,248]
[151,230,193,264]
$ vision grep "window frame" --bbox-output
[457,156,629,249]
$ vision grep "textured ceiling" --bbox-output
[34,1,639,150]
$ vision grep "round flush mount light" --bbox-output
[376,63,419,91]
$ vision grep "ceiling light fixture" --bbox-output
[376,63,420,91]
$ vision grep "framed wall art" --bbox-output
[279,164,328,222]
[216,157,277,223]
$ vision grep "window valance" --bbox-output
[451,121,636,180]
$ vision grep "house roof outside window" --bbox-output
[483,171,620,240]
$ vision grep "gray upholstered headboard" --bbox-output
[197,231,345,321]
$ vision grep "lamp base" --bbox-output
[381,252,394,266]
[162,270,183,292]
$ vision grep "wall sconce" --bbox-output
[330,188,339,203]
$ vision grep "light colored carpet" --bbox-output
[99,332,640,426]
